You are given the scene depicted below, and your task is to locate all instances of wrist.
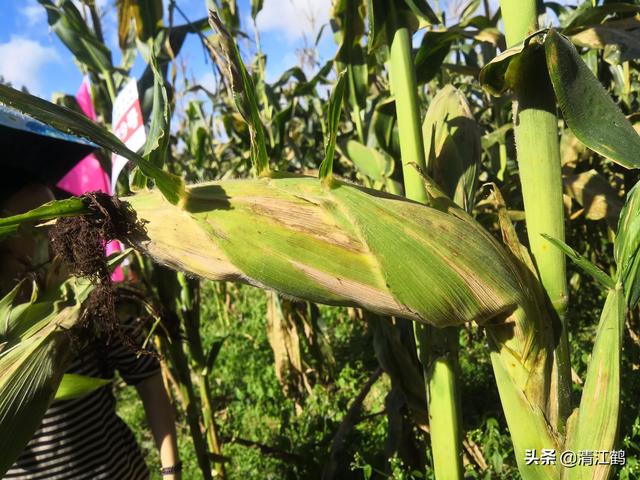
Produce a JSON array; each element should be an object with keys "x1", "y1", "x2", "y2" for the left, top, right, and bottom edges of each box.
[{"x1": 160, "y1": 461, "x2": 182, "y2": 477}]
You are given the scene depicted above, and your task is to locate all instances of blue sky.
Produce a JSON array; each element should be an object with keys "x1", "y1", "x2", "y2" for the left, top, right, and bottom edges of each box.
[
  {"x1": 0, "y1": 0, "x2": 576, "y2": 101},
  {"x1": 0, "y1": 0, "x2": 338, "y2": 100}
]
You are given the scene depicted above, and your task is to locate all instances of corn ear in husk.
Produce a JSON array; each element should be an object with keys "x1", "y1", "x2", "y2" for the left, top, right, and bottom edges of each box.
[
  {"x1": 125, "y1": 174, "x2": 527, "y2": 328},
  {"x1": 422, "y1": 84, "x2": 481, "y2": 213},
  {"x1": 124, "y1": 175, "x2": 565, "y2": 477},
  {"x1": 561, "y1": 181, "x2": 640, "y2": 480},
  {"x1": 562, "y1": 286, "x2": 624, "y2": 480}
]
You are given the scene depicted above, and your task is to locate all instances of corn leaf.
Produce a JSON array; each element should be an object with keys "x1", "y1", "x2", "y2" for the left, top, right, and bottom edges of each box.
[
  {"x1": 545, "y1": 29, "x2": 640, "y2": 169},
  {"x1": 37, "y1": 0, "x2": 114, "y2": 75},
  {"x1": 415, "y1": 31, "x2": 457, "y2": 85},
  {"x1": 562, "y1": 287, "x2": 625, "y2": 480},
  {"x1": 615, "y1": 180, "x2": 640, "y2": 309},
  {"x1": 208, "y1": 9, "x2": 270, "y2": 176},
  {"x1": 132, "y1": 37, "x2": 171, "y2": 190},
  {"x1": 0, "y1": 198, "x2": 88, "y2": 240},
  {"x1": 142, "y1": 39, "x2": 170, "y2": 165},
  {"x1": 333, "y1": 0, "x2": 368, "y2": 128},
  {"x1": 367, "y1": 0, "x2": 439, "y2": 53},
  {"x1": 562, "y1": 3, "x2": 640, "y2": 34},
  {"x1": 344, "y1": 140, "x2": 394, "y2": 183},
  {"x1": 371, "y1": 96, "x2": 399, "y2": 158},
  {"x1": 205, "y1": 338, "x2": 226, "y2": 373},
  {"x1": 250, "y1": 0, "x2": 264, "y2": 19},
  {"x1": 541, "y1": 235, "x2": 615, "y2": 291},
  {"x1": 54, "y1": 374, "x2": 111, "y2": 402},
  {"x1": 0, "y1": 282, "x2": 28, "y2": 338},
  {"x1": 403, "y1": 0, "x2": 439, "y2": 27},
  {"x1": 478, "y1": 39, "x2": 529, "y2": 95},
  {"x1": 319, "y1": 72, "x2": 347, "y2": 182},
  {"x1": 570, "y1": 17, "x2": 640, "y2": 62}
]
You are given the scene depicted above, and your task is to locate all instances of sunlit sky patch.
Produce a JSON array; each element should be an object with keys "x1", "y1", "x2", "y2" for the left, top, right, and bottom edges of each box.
[{"x1": 0, "y1": 0, "x2": 577, "y2": 101}]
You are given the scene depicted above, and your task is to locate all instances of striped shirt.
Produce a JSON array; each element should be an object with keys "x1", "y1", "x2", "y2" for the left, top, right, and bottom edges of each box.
[{"x1": 5, "y1": 323, "x2": 160, "y2": 480}]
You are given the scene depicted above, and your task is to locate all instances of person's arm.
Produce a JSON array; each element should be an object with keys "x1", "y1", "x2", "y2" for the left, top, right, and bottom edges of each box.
[{"x1": 136, "y1": 372, "x2": 182, "y2": 480}]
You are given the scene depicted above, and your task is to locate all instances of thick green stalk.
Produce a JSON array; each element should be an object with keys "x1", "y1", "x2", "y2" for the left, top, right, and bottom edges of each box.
[
  {"x1": 500, "y1": 0, "x2": 537, "y2": 46},
  {"x1": 389, "y1": 25, "x2": 464, "y2": 479},
  {"x1": 418, "y1": 326, "x2": 462, "y2": 475},
  {"x1": 348, "y1": 68, "x2": 366, "y2": 143},
  {"x1": 389, "y1": 27, "x2": 429, "y2": 204},
  {"x1": 499, "y1": 0, "x2": 571, "y2": 429}
]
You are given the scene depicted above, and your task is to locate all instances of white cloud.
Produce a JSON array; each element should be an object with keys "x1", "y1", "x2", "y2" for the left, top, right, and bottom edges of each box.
[
  {"x1": 21, "y1": 0, "x2": 110, "y2": 28},
  {"x1": 256, "y1": 0, "x2": 332, "y2": 41},
  {"x1": 21, "y1": 2, "x2": 46, "y2": 27},
  {"x1": 0, "y1": 36, "x2": 61, "y2": 95}
]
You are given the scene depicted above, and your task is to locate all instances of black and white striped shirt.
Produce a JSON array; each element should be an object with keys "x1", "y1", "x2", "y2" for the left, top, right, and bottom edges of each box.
[{"x1": 5, "y1": 325, "x2": 160, "y2": 480}]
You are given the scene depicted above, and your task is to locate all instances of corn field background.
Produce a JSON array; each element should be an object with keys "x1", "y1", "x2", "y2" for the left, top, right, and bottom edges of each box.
[{"x1": 1, "y1": 0, "x2": 640, "y2": 479}]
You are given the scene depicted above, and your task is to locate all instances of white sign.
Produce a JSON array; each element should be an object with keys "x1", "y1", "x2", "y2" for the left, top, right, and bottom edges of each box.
[{"x1": 111, "y1": 79, "x2": 146, "y2": 193}]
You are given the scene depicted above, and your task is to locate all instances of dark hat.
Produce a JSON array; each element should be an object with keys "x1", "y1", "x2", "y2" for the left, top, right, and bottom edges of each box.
[{"x1": 0, "y1": 103, "x2": 97, "y2": 200}]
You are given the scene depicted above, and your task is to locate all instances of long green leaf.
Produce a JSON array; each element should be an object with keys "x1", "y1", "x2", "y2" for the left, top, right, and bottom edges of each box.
[
  {"x1": 333, "y1": 0, "x2": 368, "y2": 141},
  {"x1": 319, "y1": 72, "x2": 347, "y2": 182},
  {"x1": 415, "y1": 30, "x2": 456, "y2": 85},
  {"x1": 615, "y1": 180, "x2": 640, "y2": 309},
  {"x1": 542, "y1": 235, "x2": 615, "y2": 291},
  {"x1": 367, "y1": 0, "x2": 439, "y2": 53},
  {"x1": 250, "y1": 0, "x2": 264, "y2": 19},
  {"x1": 208, "y1": 9, "x2": 270, "y2": 176},
  {"x1": 38, "y1": 0, "x2": 113, "y2": 74},
  {"x1": 0, "y1": 198, "x2": 88, "y2": 240},
  {"x1": 132, "y1": 37, "x2": 172, "y2": 190},
  {"x1": 344, "y1": 140, "x2": 394, "y2": 183},
  {"x1": 141, "y1": 38, "x2": 170, "y2": 164},
  {"x1": 545, "y1": 29, "x2": 640, "y2": 169},
  {"x1": 563, "y1": 3, "x2": 640, "y2": 34},
  {"x1": 563, "y1": 287, "x2": 625, "y2": 480},
  {"x1": 54, "y1": 374, "x2": 111, "y2": 402}
]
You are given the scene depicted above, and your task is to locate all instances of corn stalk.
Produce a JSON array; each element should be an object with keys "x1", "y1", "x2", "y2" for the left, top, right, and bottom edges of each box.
[
  {"x1": 385, "y1": 2, "x2": 463, "y2": 476},
  {"x1": 498, "y1": 0, "x2": 572, "y2": 429}
]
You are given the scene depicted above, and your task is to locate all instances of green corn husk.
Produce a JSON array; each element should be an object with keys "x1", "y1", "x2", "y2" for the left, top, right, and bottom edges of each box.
[
  {"x1": 0, "y1": 172, "x2": 563, "y2": 477},
  {"x1": 0, "y1": 276, "x2": 93, "y2": 476},
  {"x1": 126, "y1": 174, "x2": 526, "y2": 327},
  {"x1": 561, "y1": 181, "x2": 640, "y2": 480},
  {"x1": 422, "y1": 84, "x2": 481, "y2": 213},
  {"x1": 125, "y1": 174, "x2": 562, "y2": 475},
  {"x1": 562, "y1": 285, "x2": 624, "y2": 480}
]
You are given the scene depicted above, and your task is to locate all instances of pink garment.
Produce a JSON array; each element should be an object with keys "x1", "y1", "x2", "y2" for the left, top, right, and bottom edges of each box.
[{"x1": 56, "y1": 77, "x2": 124, "y2": 281}]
